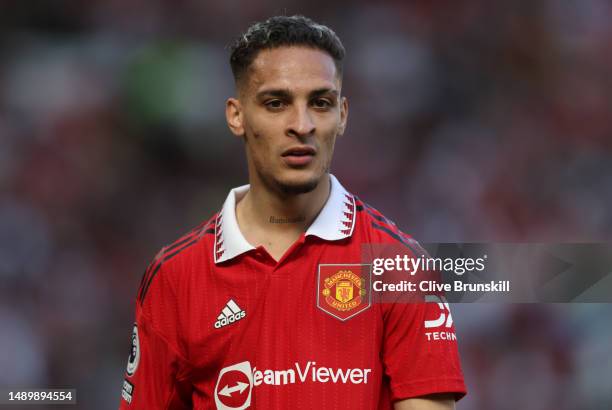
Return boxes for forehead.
[244,46,339,95]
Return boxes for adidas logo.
[214,299,246,329]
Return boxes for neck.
[237,174,331,235]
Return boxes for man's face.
[227,46,348,195]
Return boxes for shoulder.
[137,213,218,306]
[354,196,427,257]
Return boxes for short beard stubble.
[256,163,322,196]
[246,129,332,197]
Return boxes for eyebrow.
[255,87,339,100]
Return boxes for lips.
[281,146,316,167]
[281,146,316,157]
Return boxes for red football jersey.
[119,175,466,409]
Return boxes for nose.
[287,104,315,138]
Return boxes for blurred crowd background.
[1,1,611,409]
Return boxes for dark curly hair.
[229,15,345,85]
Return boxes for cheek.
[320,124,338,151]
[245,112,274,143]
[319,113,342,139]
[323,138,337,162]
[245,128,275,168]
[245,115,284,154]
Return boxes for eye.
[264,99,285,110]
[312,98,333,109]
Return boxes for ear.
[226,97,245,137]
[337,96,349,136]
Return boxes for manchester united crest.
[317,264,371,321]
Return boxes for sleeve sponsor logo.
[317,264,372,321]
[424,295,457,341]
[126,323,140,376]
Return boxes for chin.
[270,169,325,196]
[277,179,319,195]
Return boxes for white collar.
[214,174,356,264]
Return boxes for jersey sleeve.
[381,289,467,402]
[119,258,193,409]
[374,236,467,402]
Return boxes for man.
[119,15,466,409]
